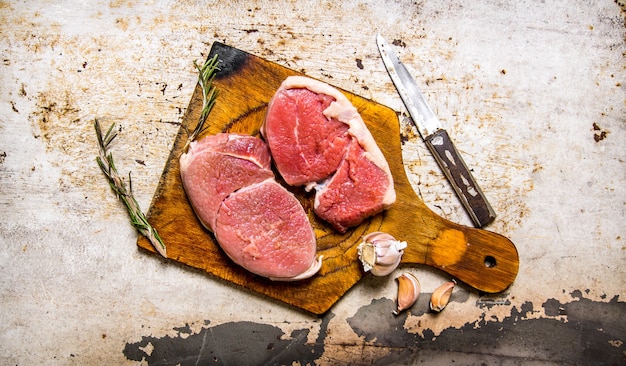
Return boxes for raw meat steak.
[259,86,351,186]
[314,139,395,232]
[215,179,320,280]
[262,76,396,232]
[179,134,274,232]
[180,133,321,280]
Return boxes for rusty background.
[1,1,624,364]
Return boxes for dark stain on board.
[123,313,333,365]
[208,42,250,79]
[347,290,624,365]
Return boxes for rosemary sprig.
[183,54,220,153]
[94,119,167,258]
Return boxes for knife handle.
[425,129,496,228]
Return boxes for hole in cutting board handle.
[484,255,497,268]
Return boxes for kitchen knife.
[376,34,496,227]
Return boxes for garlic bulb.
[357,232,407,276]
[429,280,456,312]
[394,272,420,314]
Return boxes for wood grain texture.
[138,42,519,314]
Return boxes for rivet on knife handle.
[425,129,496,227]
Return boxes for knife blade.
[376,34,496,228]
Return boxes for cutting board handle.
[385,171,519,293]
[415,221,519,293]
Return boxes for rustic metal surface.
[1,1,624,364]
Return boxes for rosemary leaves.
[183,54,220,153]
[94,119,167,257]
[94,53,220,259]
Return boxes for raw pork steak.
[262,76,396,232]
[179,133,274,232]
[180,133,321,281]
[215,179,318,280]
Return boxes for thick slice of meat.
[314,139,394,232]
[215,179,320,280]
[262,76,396,232]
[261,87,351,186]
[180,133,321,281]
[180,134,274,232]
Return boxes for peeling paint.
[123,314,333,365]
[122,291,624,364]
[347,292,624,365]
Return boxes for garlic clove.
[394,272,420,314]
[429,280,456,312]
[357,241,377,272]
[357,232,407,276]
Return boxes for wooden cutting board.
[138,42,519,315]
